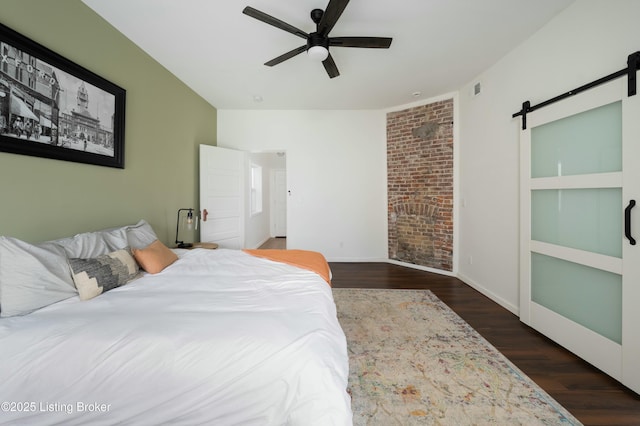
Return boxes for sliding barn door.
[519,78,640,393]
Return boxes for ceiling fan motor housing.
[307,32,329,50]
[310,8,324,25]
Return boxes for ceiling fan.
[242,0,392,78]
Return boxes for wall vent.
[473,82,482,96]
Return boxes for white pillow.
[0,237,77,317]
[126,219,159,249]
[0,220,157,317]
[52,225,129,258]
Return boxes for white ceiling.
[82,0,574,110]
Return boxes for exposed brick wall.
[387,99,454,271]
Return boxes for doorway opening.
[258,237,286,249]
[246,151,287,249]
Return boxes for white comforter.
[0,249,352,425]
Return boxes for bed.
[0,221,352,425]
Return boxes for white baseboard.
[251,236,272,249]
[456,272,519,316]
[326,257,389,263]
[383,261,518,315]
[329,257,519,316]
[386,259,456,277]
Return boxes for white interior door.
[519,78,640,393]
[272,169,287,237]
[199,145,245,249]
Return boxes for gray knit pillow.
[69,248,140,301]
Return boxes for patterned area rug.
[333,288,582,425]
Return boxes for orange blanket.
[243,249,331,286]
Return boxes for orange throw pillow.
[132,240,178,274]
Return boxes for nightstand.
[190,242,218,250]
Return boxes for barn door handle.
[202,209,208,222]
[625,200,636,245]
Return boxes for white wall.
[218,110,388,261]
[457,0,640,314]
[219,1,640,313]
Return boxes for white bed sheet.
[0,249,352,425]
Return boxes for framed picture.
[0,22,126,168]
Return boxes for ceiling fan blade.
[329,37,392,48]
[322,54,340,78]
[243,6,308,39]
[265,45,307,66]
[317,0,350,36]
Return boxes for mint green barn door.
[519,78,640,394]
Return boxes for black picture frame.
[0,22,126,168]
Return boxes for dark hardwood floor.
[329,262,640,426]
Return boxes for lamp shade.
[307,45,329,62]
[175,208,197,248]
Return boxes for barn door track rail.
[513,51,640,130]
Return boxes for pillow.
[53,231,113,259]
[52,223,131,258]
[69,248,140,301]
[132,240,178,274]
[53,220,157,259]
[100,226,130,252]
[0,237,77,317]
[126,220,159,250]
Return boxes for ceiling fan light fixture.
[243,2,392,78]
[307,45,329,62]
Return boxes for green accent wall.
[0,0,217,244]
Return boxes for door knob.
[202,209,208,222]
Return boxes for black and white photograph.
[0,22,125,168]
